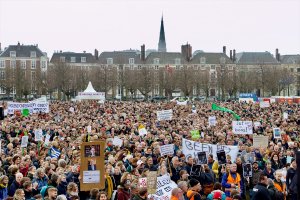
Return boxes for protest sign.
[176,100,187,105]
[208,116,216,126]
[139,178,147,188]
[69,107,75,113]
[160,144,174,156]
[273,128,281,139]
[232,121,253,134]
[138,124,147,136]
[34,129,43,142]
[44,134,51,146]
[253,122,261,128]
[87,125,92,133]
[22,109,30,117]
[259,101,270,108]
[148,174,177,200]
[253,135,268,148]
[8,102,49,114]
[182,138,239,162]
[283,112,288,120]
[157,109,173,121]
[217,150,226,165]
[243,163,252,177]
[31,102,49,113]
[197,152,207,165]
[83,171,100,183]
[21,136,29,148]
[7,102,33,114]
[190,130,200,140]
[113,136,123,147]
[147,171,158,194]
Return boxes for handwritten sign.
[21,136,29,148]
[209,116,216,126]
[260,101,270,108]
[232,121,253,134]
[160,144,174,156]
[149,174,177,200]
[253,135,268,148]
[34,129,43,142]
[157,110,173,121]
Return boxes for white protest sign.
[253,122,261,128]
[273,128,281,139]
[69,107,75,113]
[138,124,147,136]
[148,174,177,200]
[182,138,239,162]
[21,136,29,148]
[139,178,147,188]
[232,121,253,134]
[7,102,33,114]
[4,109,8,116]
[34,129,43,142]
[160,144,174,156]
[44,134,51,146]
[253,135,268,148]
[283,112,288,120]
[176,100,187,105]
[157,109,173,121]
[260,101,270,108]
[87,126,92,133]
[113,136,123,147]
[208,116,216,126]
[31,102,49,113]
[83,170,100,183]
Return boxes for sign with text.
[273,128,281,139]
[21,136,29,148]
[31,102,49,113]
[157,109,173,121]
[208,116,216,126]
[147,171,158,194]
[7,103,33,114]
[160,144,174,156]
[182,138,239,162]
[253,135,268,148]
[112,136,123,147]
[139,177,147,188]
[259,101,270,108]
[148,174,177,200]
[34,129,43,142]
[232,121,253,134]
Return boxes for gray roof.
[145,52,188,65]
[190,52,233,64]
[98,51,142,64]
[235,52,279,64]
[0,44,46,58]
[280,55,300,64]
[50,52,97,63]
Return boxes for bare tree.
[0,66,14,98]
[136,66,154,100]
[123,67,138,99]
[175,65,195,97]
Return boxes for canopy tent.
[76,82,105,100]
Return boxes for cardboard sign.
[157,109,173,121]
[217,150,226,165]
[34,129,43,142]
[273,128,281,139]
[160,144,174,156]
[147,171,158,194]
[21,136,29,148]
[253,135,268,148]
[232,121,253,134]
[260,101,270,108]
[243,163,253,177]
[149,174,177,200]
[113,136,123,147]
[209,116,216,126]
[182,138,239,162]
[197,152,207,165]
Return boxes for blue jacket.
[8,180,22,197]
[0,186,8,200]
[32,176,48,192]
[57,181,68,195]
[221,172,244,197]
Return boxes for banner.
[157,109,173,121]
[31,102,49,113]
[253,135,268,148]
[232,121,253,134]
[8,102,49,114]
[182,138,239,162]
[208,116,216,126]
[212,104,240,120]
[259,101,270,108]
[148,174,177,200]
[160,144,174,156]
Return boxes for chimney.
[83,51,86,53]
[60,50,62,53]
[17,42,21,50]
[233,49,236,62]
[181,43,192,61]
[223,46,226,55]
[141,44,145,61]
[94,49,99,60]
[275,48,280,61]
[230,50,232,60]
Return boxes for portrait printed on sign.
[84,145,100,157]
[88,158,97,171]
[197,152,207,165]
[243,163,252,177]
[217,150,226,165]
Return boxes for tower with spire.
[158,15,167,52]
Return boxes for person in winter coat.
[32,168,48,193]
[286,158,297,197]
[0,175,9,200]
[251,174,271,200]
[117,173,131,200]
[267,179,284,200]
[8,172,23,197]
[206,182,227,200]
[132,188,148,200]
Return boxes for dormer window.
[129,58,134,64]
[175,58,181,65]
[60,56,65,62]
[81,57,86,63]
[107,58,113,65]
[30,51,36,58]
[10,51,16,57]
[71,57,76,63]
[200,57,206,64]
[154,58,159,65]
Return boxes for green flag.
[22,109,30,117]
[191,130,200,140]
[212,103,241,120]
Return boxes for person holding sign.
[221,163,244,197]
[186,179,202,200]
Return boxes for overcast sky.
[1,0,300,57]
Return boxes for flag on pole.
[212,104,241,120]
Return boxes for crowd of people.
[0,100,299,200]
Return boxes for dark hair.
[259,174,267,182]
[139,188,148,196]
[96,191,107,200]
[90,188,99,198]
[213,182,222,190]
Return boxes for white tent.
[76,82,105,100]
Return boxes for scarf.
[0,183,7,188]
[106,175,113,199]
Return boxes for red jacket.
[117,187,130,200]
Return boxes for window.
[0,87,5,94]
[129,58,134,64]
[21,60,26,69]
[107,58,113,65]
[0,71,5,80]
[31,71,36,81]
[10,60,16,68]
[201,65,206,70]
[193,86,197,95]
[154,58,159,65]
[130,65,134,70]
[175,58,181,65]
[138,65,141,70]
[290,68,294,72]
[176,65,180,70]
[71,57,76,63]
[155,65,159,70]
[194,65,198,70]
[60,56,65,62]
[10,51,16,57]
[210,65,215,70]
[210,72,216,82]
[31,60,36,69]
[30,51,36,58]
[154,84,159,95]
[41,61,46,69]
[228,65,233,70]
[0,60,5,68]
[297,68,300,73]
[81,57,86,63]
[200,57,206,64]
[228,72,233,78]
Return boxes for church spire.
[158,15,167,52]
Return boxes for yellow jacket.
[212,160,219,178]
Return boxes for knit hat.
[213,191,222,199]
[189,178,200,188]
